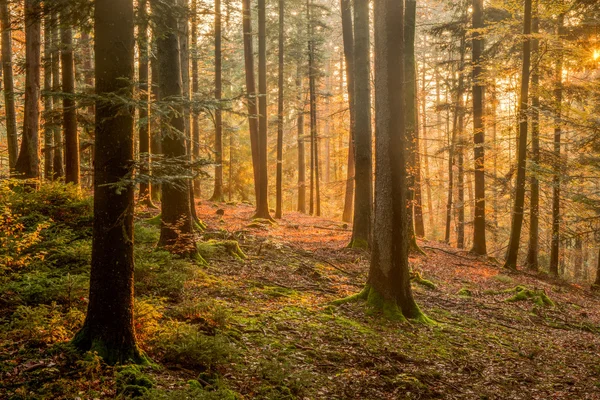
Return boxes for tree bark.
[72,0,143,365]
[43,14,53,180]
[191,0,201,196]
[471,0,487,255]
[296,66,307,213]
[211,0,224,201]
[307,0,320,217]
[50,11,63,180]
[275,0,284,218]
[0,0,17,171]
[15,0,41,180]
[504,0,532,270]
[340,0,355,223]
[349,0,372,247]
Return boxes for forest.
[1,0,600,398]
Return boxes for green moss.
[197,240,246,261]
[504,286,555,307]
[492,274,514,284]
[330,285,370,306]
[262,286,298,298]
[410,271,437,290]
[409,238,427,256]
[347,238,369,250]
[115,364,154,398]
[457,288,473,297]
[365,288,407,322]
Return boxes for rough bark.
[504,0,532,270]
[307,0,320,217]
[50,11,63,180]
[191,0,201,196]
[211,0,224,201]
[43,14,53,180]
[349,0,372,247]
[15,0,41,180]
[471,0,487,255]
[296,67,307,213]
[275,0,284,218]
[0,0,17,171]
[72,0,143,365]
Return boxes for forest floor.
[2,193,600,399]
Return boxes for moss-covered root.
[71,329,149,366]
[197,240,247,261]
[409,237,426,256]
[410,271,437,290]
[347,238,369,250]
[504,285,555,307]
[331,285,435,325]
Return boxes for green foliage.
[410,271,437,290]
[1,271,88,306]
[197,240,246,261]
[116,364,155,398]
[254,359,312,399]
[6,304,84,346]
[142,380,240,400]
[457,288,473,297]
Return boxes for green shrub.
[6,304,84,346]
[134,249,196,301]
[1,272,88,306]
[116,365,154,399]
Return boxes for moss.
[71,328,149,366]
[410,271,437,290]
[115,364,154,398]
[457,288,473,297]
[347,238,369,250]
[504,286,555,307]
[145,214,162,227]
[492,274,514,284]
[365,288,407,322]
[409,238,426,256]
[197,240,246,261]
[262,286,297,298]
[330,285,370,306]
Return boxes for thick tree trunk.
[152,0,197,256]
[137,0,154,206]
[43,15,53,180]
[275,0,284,218]
[211,0,224,201]
[340,0,355,223]
[471,0,487,255]
[60,7,79,186]
[349,0,372,247]
[15,0,41,180]
[526,0,539,270]
[50,12,63,180]
[504,0,532,270]
[72,0,143,365]
[549,14,565,276]
[296,67,306,213]
[0,0,17,171]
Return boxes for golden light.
[594,49,600,61]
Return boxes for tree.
[191,0,201,196]
[471,0,487,255]
[307,0,320,217]
[275,0,284,218]
[72,0,143,364]
[51,10,64,180]
[296,65,307,213]
[14,0,41,180]
[43,13,53,180]
[137,0,154,206]
[349,0,372,248]
[341,0,429,322]
[152,0,198,256]
[0,0,18,171]
[340,0,355,224]
[211,0,224,201]
[504,0,532,270]
[61,2,79,185]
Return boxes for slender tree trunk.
[457,88,465,249]
[504,0,532,270]
[308,3,321,217]
[421,63,434,233]
[593,247,600,288]
[152,0,197,256]
[150,44,161,201]
[73,0,143,365]
[275,0,284,218]
[15,0,41,180]
[138,0,154,206]
[50,11,63,180]
[43,15,53,180]
[60,6,79,185]
[242,0,260,210]
[549,14,565,276]
[340,0,355,223]
[0,0,17,171]
[471,0,487,255]
[526,0,539,270]
[296,67,307,213]
[349,0,372,247]
[191,0,201,196]
[211,0,224,201]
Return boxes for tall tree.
[307,0,320,217]
[43,14,53,180]
[340,0,355,224]
[137,0,154,206]
[471,0,487,255]
[153,0,197,256]
[275,0,284,218]
[349,0,372,247]
[526,0,539,270]
[14,0,41,180]
[504,0,532,270]
[296,66,307,213]
[549,13,565,276]
[211,0,224,201]
[191,0,201,196]
[0,0,18,171]
[73,0,143,364]
[61,3,79,185]
[51,11,63,180]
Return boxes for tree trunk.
[15,0,41,180]
[296,66,307,213]
[549,14,565,276]
[421,64,434,233]
[0,0,17,171]
[349,0,372,247]
[137,0,154,206]
[307,0,320,217]
[340,0,355,223]
[191,0,201,196]
[504,0,532,270]
[457,47,466,249]
[72,0,143,365]
[60,6,79,185]
[150,43,161,201]
[275,0,284,218]
[152,0,197,256]
[50,11,63,180]
[211,0,224,201]
[526,0,539,270]
[43,15,53,180]
[471,0,487,255]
